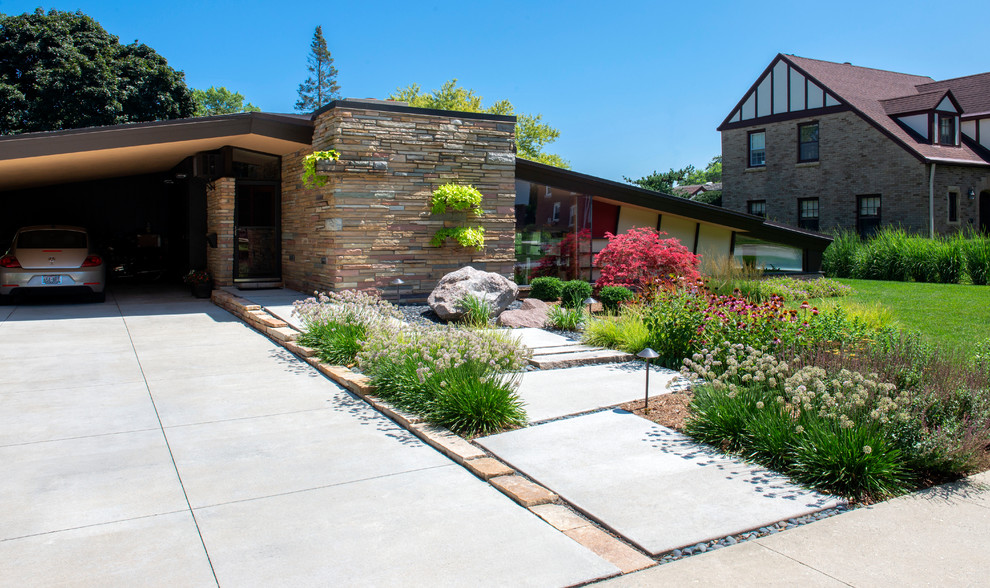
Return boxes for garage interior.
[0,113,313,289]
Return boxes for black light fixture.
[391,278,404,302]
[968,187,977,200]
[637,347,660,413]
[583,296,597,316]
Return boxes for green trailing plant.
[597,285,635,313]
[529,276,563,301]
[301,150,340,187]
[430,226,485,248]
[458,294,492,328]
[560,280,593,309]
[547,304,585,331]
[430,183,484,215]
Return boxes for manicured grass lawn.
[820,279,990,352]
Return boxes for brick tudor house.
[0,99,830,300]
[720,54,990,237]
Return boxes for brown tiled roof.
[880,90,948,115]
[916,72,990,115]
[783,55,989,165]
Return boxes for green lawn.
[818,279,990,352]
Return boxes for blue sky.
[2,0,988,182]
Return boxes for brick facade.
[723,110,990,235]
[205,177,235,286]
[279,103,516,301]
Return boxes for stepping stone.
[529,349,634,369]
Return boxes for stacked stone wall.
[206,177,235,286]
[281,104,516,301]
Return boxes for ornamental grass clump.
[357,323,530,436]
[458,293,493,329]
[292,290,402,365]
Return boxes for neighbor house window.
[939,115,957,145]
[748,131,766,167]
[857,194,881,238]
[747,200,766,217]
[948,191,959,223]
[798,122,819,162]
[798,198,820,230]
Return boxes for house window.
[748,131,766,167]
[798,198,820,230]
[948,191,959,223]
[798,123,819,162]
[551,201,560,223]
[857,195,881,238]
[939,115,957,145]
[747,200,766,217]
[568,204,577,227]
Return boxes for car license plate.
[42,275,61,285]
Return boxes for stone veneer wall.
[722,110,989,235]
[281,103,516,301]
[206,177,235,286]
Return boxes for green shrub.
[561,280,593,308]
[822,231,860,278]
[641,290,705,368]
[529,276,563,301]
[458,294,492,328]
[547,304,584,331]
[429,366,526,437]
[683,383,764,453]
[597,285,635,313]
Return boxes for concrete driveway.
[0,287,617,586]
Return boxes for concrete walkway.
[0,286,618,586]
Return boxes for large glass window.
[748,131,766,167]
[798,198,819,230]
[939,115,957,146]
[798,122,819,162]
[733,235,803,272]
[747,200,766,217]
[514,180,593,285]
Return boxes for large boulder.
[428,266,519,322]
[497,298,550,328]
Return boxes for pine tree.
[295,26,341,112]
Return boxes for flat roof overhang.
[0,113,314,191]
[515,158,833,250]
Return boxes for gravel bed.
[656,505,851,564]
[395,304,444,328]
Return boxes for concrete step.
[529,348,634,369]
[528,344,600,356]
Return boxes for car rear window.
[17,230,88,249]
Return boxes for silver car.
[0,225,106,303]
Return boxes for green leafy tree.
[0,9,194,135]
[191,86,261,116]
[625,155,722,199]
[388,79,569,169]
[681,155,722,185]
[295,25,341,112]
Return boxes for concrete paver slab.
[512,327,582,349]
[601,539,846,587]
[477,410,840,556]
[148,368,340,427]
[517,362,680,422]
[136,339,301,381]
[0,430,188,540]
[0,381,159,445]
[196,466,620,587]
[1,351,147,393]
[753,479,990,587]
[0,511,216,588]
[165,405,453,507]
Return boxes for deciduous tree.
[192,86,261,116]
[0,9,194,135]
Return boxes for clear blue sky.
[2,0,988,182]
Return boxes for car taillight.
[0,254,21,268]
[82,255,103,267]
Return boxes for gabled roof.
[721,54,990,167]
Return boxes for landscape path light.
[391,278,404,302]
[583,296,597,316]
[637,347,660,413]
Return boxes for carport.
[0,113,313,286]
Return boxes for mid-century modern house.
[0,99,831,300]
[719,54,990,237]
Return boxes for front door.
[234,183,280,282]
[981,191,990,234]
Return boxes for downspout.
[929,162,936,238]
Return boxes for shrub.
[560,280,593,309]
[641,290,706,367]
[597,285,634,312]
[458,294,492,328]
[594,227,701,291]
[547,304,584,331]
[293,290,401,365]
[429,366,526,437]
[529,276,563,301]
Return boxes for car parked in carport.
[0,225,106,303]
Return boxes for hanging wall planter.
[429,183,486,249]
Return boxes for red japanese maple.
[594,227,700,290]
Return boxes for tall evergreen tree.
[295,26,341,112]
